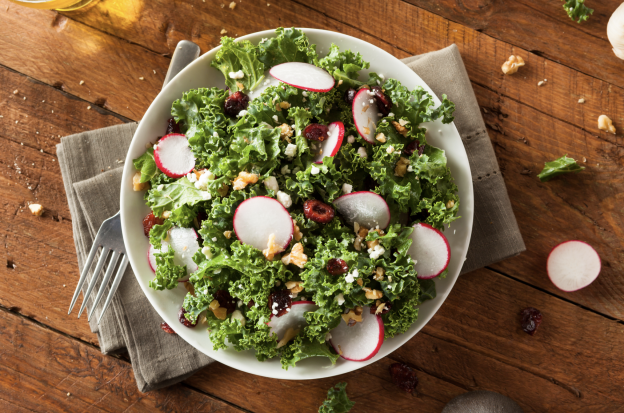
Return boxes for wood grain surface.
[1,0,623,411]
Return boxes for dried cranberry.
[389,362,418,393]
[143,212,165,237]
[160,322,177,334]
[214,290,236,314]
[403,140,425,157]
[247,300,255,309]
[327,258,349,275]
[224,91,250,117]
[303,123,330,142]
[370,301,392,314]
[178,307,197,328]
[520,307,543,336]
[165,117,181,134]
[268,290,292,318]
[303,199,335,224]
[371,86,392,116]
[344,88,357,105]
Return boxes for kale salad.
[132,28,460,369]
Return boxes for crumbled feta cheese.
[325,332,332,341]
[276,191,292,208]
[228,70,245,79]
[347,135,355,144]
[272,309,278,315]
[212,237,218,242]
[310,166,320,175]
[201,246,213,258]
[272,115,279,123]
[345,268,358,283]
[398,119,410,127]
[281,165,291,175]
[237,110,248,117]
[357,147,368,158]
[388,112,395,117]
[194,170,215,190]
[264,176,279,192]
[237,300,243,307]
[407,165,413,172]
[200,191,211,200]
[157,184,164,190]
[302,91,308,97]
[186,172,198,183]
[386,146,395,154]
[213,131,219,137]
[342,183,353,194]
[369,99,374,104]
[368,245,385,260]
[285,143,297,157]
[335,293,345,305]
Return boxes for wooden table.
[1,0,623,411]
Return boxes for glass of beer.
[7,0,99,11]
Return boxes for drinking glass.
[7,0,99,11]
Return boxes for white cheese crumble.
[213,131,219,137]
[386,146,395,154]
[357,147,368,158]
[200,191,211,200]
[272,115,279,123]
[407,165,413,172]
[325,332,332,341]
[201,246,212,259]
[342,183,353,194]
[276,191,292,208]
[334,293,345,305]
[388,112,395,117]
[302,91,308,97]
[194,170,215,190]
[228,70,245,79]
[264,176,279,192]
[236,109,248,117]
[281,165,291,175]
[157,184,164,190]
[345,268,359,283]
[347,135,355,144]
[398,119,410,127]
[186,172,197,183]
[368,245,385,260]
[237,300,243,307]
[285,143,297,157]
[369,99,374,104]
[310,166,320,175]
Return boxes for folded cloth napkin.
[56,43,524,392]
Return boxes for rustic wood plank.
[0,307,244,412]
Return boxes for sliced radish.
[267,301,318,340]
[408,223,450,279]
[314,121,344,164]
[329,306,384,361]
[547,240,601,292]
[147,244,158,272]
[154,133,196,178]
[149,227,200,276]
[233,196,294,251]
[269,62,335,92]
[352,89,380,144]
[333,191,391,229]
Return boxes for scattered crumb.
[221,3,224,7]
[139,77,144,80]
[578,98,585,104]
[23,96,26,100]
[537,80,545,87]
[153,69,156,74]
[229,1,236,9]
[583,157,587,163]
[28,204,44,216]
[79,80,84,85]
[67,393,71,397]
[12,89,18,94]
[87,106,91,110]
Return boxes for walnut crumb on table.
[501,55,525,75]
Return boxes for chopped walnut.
[285,281,304,294]
[293,221,303,241]
[342,308,363,325]
[232,171,259,190]
[162,211,172,219]
[358,227,370,238]
[28,204,44,216]
[366,229,384,249]
[354,227,369,251]
[277,327,300,348]
[279,101,291,109]
[184,281,195,296]
[375,133,387,143]
[598,115,616,134]
[446,199,455,209]
[217,183,229,197]
[209,300,227,320]
[279,123,293,141]
[236,81,244,91]
[223,230,233,239]
[281,242,308,268]
[275,103,282,112]
[501,55,525,75]
[373,267,385,281]
[356,278,363,286]
[392,121,408,136]
[374,300,387,315]
[394,157,410,177]
[363,287,383,300]
[229,1,236,9]
[132,171,149,191]
[263,233,284,261]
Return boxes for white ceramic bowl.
[120,28,474,380]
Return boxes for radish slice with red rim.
[233,196,294,251]
[267,301,318,340]
[329,306,384,361]
[148,227,200,276]
[314,121,345,164]
[547,240,601,292]
[333,191,391,229]
[269,62,335,92]
[352,88,380,144]
[408,223,450,279]
[147,244,158,272]
[154,133,196,178]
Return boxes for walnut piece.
[209,300,227,320]
[184,281,195,296]
[446,199,455,209]
[374,300,387,315]
[598,115,616,134]
[132,171,149,191]
[281,242,308,268]
[354,226,369,251]
[232,171,259,190]
[279,123,293,141]
[363,287,383,300]
[373,267,385,281]
[366,229,384,249]
[285,280,304,294]
[279,101,291,109]
[392,121,408,136]
[223,230,233,239]
[501,55,525,75]
[375,133,387,143]
[263,233,284,261]
[293,220,303,241]
[394,157,410,177]
[28,203,44,216]
[341,308,363,325]
[362,126,371,135]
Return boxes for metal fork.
[68,40,201,324]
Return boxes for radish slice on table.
[407,223,450,279]
[269,62,335,92]
[154,133,196,178]
[330,306,384,361]
[233,196,294,251]
[352,88,380,144]
[314,121,345,164]
[267,301,318,340]
[333,191,391,229]
[547,240,601,292]
[148,227,200,276]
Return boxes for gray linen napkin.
[57,43,524,392]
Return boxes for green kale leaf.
[319,44,370,90]
[171,87,229,138]
[133,148,159,183]
[149,245,186,290]
[257,27,319,67]
[147,177,210,217]
[537,155,585,182]
[318,382,355,413]
[211,37,265,92]
[562,0,593,23]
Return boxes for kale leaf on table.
[537,155,585,182]
[562,0,593,23]
[318,382,355,413]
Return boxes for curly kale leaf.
[146,177,210,217]
[318,382,355,413]
[319,43,370,90]
[537,155,585,182]
[133,148,159,183]
[171,87,229,138]
[562,0,593,23]
[211,37,265,92]
[149,246,186,291]
[280,336,339,370]
[257,27,319,67]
